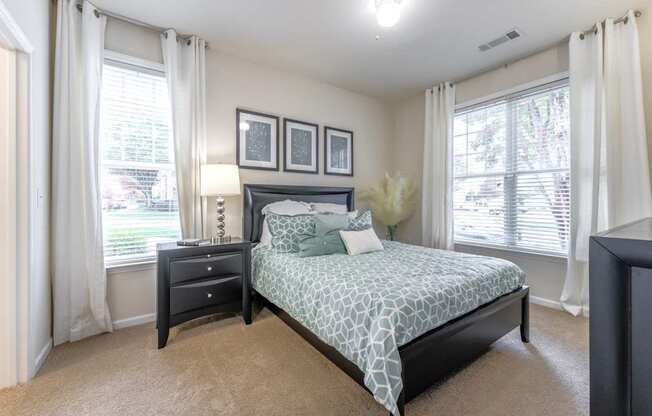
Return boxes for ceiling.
[93,0,652,100]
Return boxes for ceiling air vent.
[478,28,523,52]
[505,29,521,40]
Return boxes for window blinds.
[100,62,180,264]
[452,80,570,255]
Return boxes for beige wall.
[203,50,392,238]
[393,44,570,243]
[392,43,572,304]
[104,20,393,323]
[105,9,652,322]
[391,9,652,305]
[392,93,424,245]
[392,43,570,243]
[105,18,162,65]
[108,266,156,325]
[455,44,570,104]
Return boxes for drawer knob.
[207,293,213,298]
[207,266,213,271]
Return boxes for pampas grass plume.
[360,173,416,227]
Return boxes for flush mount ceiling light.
[375,0,402,27]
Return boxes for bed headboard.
[243,184,355,243]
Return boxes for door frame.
[0,0,34,388]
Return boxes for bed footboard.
[258,286,529,416]
[398,286,529,406]
[521,291,530,342]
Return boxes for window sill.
[106,258,156,274]
[454,241,568,264]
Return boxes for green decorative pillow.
[348,209,373,231]
[314,213,349,233]
[266,213,315,253]
[298,215,348,257]
[298,229,347,257]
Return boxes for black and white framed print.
[324,126,353,176]
[283,118,319,174]
[236,109,279,171]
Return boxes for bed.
[243,184,530,415]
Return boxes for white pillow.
[262,199,311,215]
[339,228,384,255]
[259,200,312,246]
[346,210,359,219]
[310,202,348,214]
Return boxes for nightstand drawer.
[170,275,242,315]
[170,253,242,284]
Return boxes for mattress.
[252,241,525,415]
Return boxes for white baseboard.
[28,316,155,378]
[530,295,563,311]
[112,313,155,330]
[530,295,590,317]
[31,338,52,378]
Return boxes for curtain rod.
[580,10,642,39]
[74,2,209,48]
[454,9,644,85]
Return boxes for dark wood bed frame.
[243,184,530,415]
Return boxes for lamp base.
[211,235,232,244]
[214,195,228,244]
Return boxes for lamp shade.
[200,164,241,196]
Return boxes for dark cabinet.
[156,239,252,348]
[590,218,652,416]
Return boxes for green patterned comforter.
[252,241,525,415]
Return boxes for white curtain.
[52,0,112,344]
[422,83,456,250]
[562,10,652,316]
[161,30,207,239]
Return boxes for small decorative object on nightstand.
[201,164,241,244]
[156,238,252,349]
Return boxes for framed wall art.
[236,109,279,171]
[283,118,319,174]
[324,126,353,176]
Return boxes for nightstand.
[156,238,252,348]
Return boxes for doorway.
[0,44,18,389]
[0,1,34,388]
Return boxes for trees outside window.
[99,60,180,263]
[453,82,570,255]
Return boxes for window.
[452,79,570,256]
[99,55,180,264]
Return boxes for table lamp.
[200,164,241,243]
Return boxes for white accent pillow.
[310,202,348,214]
[318,210,359,219]
[262,199,311,215]
[339,228,384,255]
[259,200,312,246]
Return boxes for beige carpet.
[0,304,588,416]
